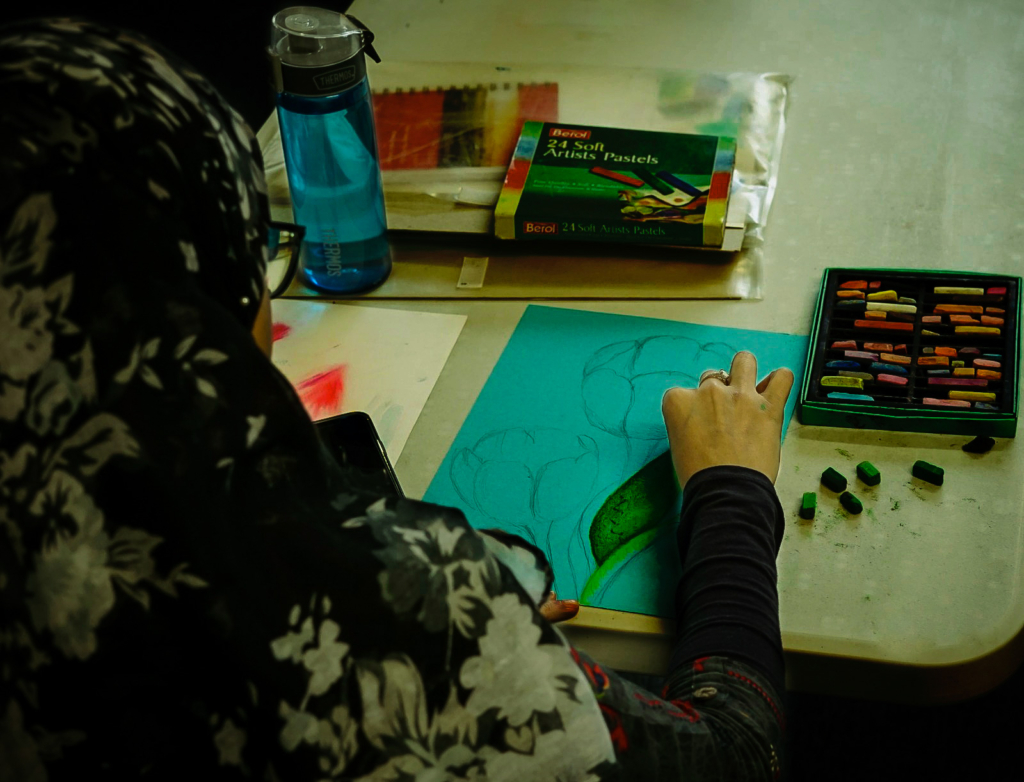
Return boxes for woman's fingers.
[539,593,580,623]
[662,386,695,421]
[730,351,758,390]
[756,370,776,395]
[762,367,796,414]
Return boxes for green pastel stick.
[912,460,944,486]
[800,492,816,520]
[821,467,847,492]
[632,167,674,196]
[840,491,863,514]
[856,461,881,486]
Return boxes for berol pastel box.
[494,122,739,249]
[798,268,1020,437]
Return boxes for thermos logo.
[314,65,356,91]
[321,229,343,276]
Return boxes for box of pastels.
[798,269,1021,437]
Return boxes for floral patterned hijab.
[0,18,613,781]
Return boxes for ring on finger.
[699,369,731,386]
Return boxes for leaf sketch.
[449,428,599,587]
[579,450,679,604]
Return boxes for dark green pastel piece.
[800,492,816,520]
[856,461,881,486]
[839,491,863,514]
[962,436,995,454]
[912,460,944,486]
[821,467,847,492]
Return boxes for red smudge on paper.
[296,365,346,419]
[272,322,292,342]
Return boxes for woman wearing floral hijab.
[0,18,791,782]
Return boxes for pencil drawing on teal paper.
[425,305,807,618]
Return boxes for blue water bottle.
[269,7,391,293]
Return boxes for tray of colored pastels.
[798,268,1021,437]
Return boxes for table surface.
[268,0,1024,703]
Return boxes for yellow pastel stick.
[955,326,1000,335]
[821,376,865,390]
[865,302,917,313]
[948,391,997,402]
[934,286,984,295]
[953,368,975,377]
[866,290,898,301]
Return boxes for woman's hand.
[661,351,794,487]
[539,592,580,623]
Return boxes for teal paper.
[424,305,807,617]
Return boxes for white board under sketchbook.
[269,300,466,460]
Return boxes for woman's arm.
[563,351,792,781]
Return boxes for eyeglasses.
[266,221,305,298]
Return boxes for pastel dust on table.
[272,321,292,342]
[296,365,347,419]
[802,269,1019,436]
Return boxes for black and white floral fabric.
[0,19,617,781]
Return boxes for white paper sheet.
[269,300,466,460]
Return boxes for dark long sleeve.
[668,465,786,697]
[563,465,787,781]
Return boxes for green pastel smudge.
[588,451,678,567]
[836,448,854,458]
[582,451,679,604]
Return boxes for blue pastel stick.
[982,354,1002,359]
[836,300,866,308]
[826,360,863,369]
[828,392,874,401]
[871,362,907,375]
[654,171,704,196]
[975,402,998,410]
[927,369,950,376]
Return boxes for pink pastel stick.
[924,397,970,408]
[844,350,879,360]
[922,315,942,323]
[928,378,989,387]
[974,358,1001,368]
[987,287,1007,296]
[831,340,858,349]
[877,374,908,385]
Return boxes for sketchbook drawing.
[425,305,807,617]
